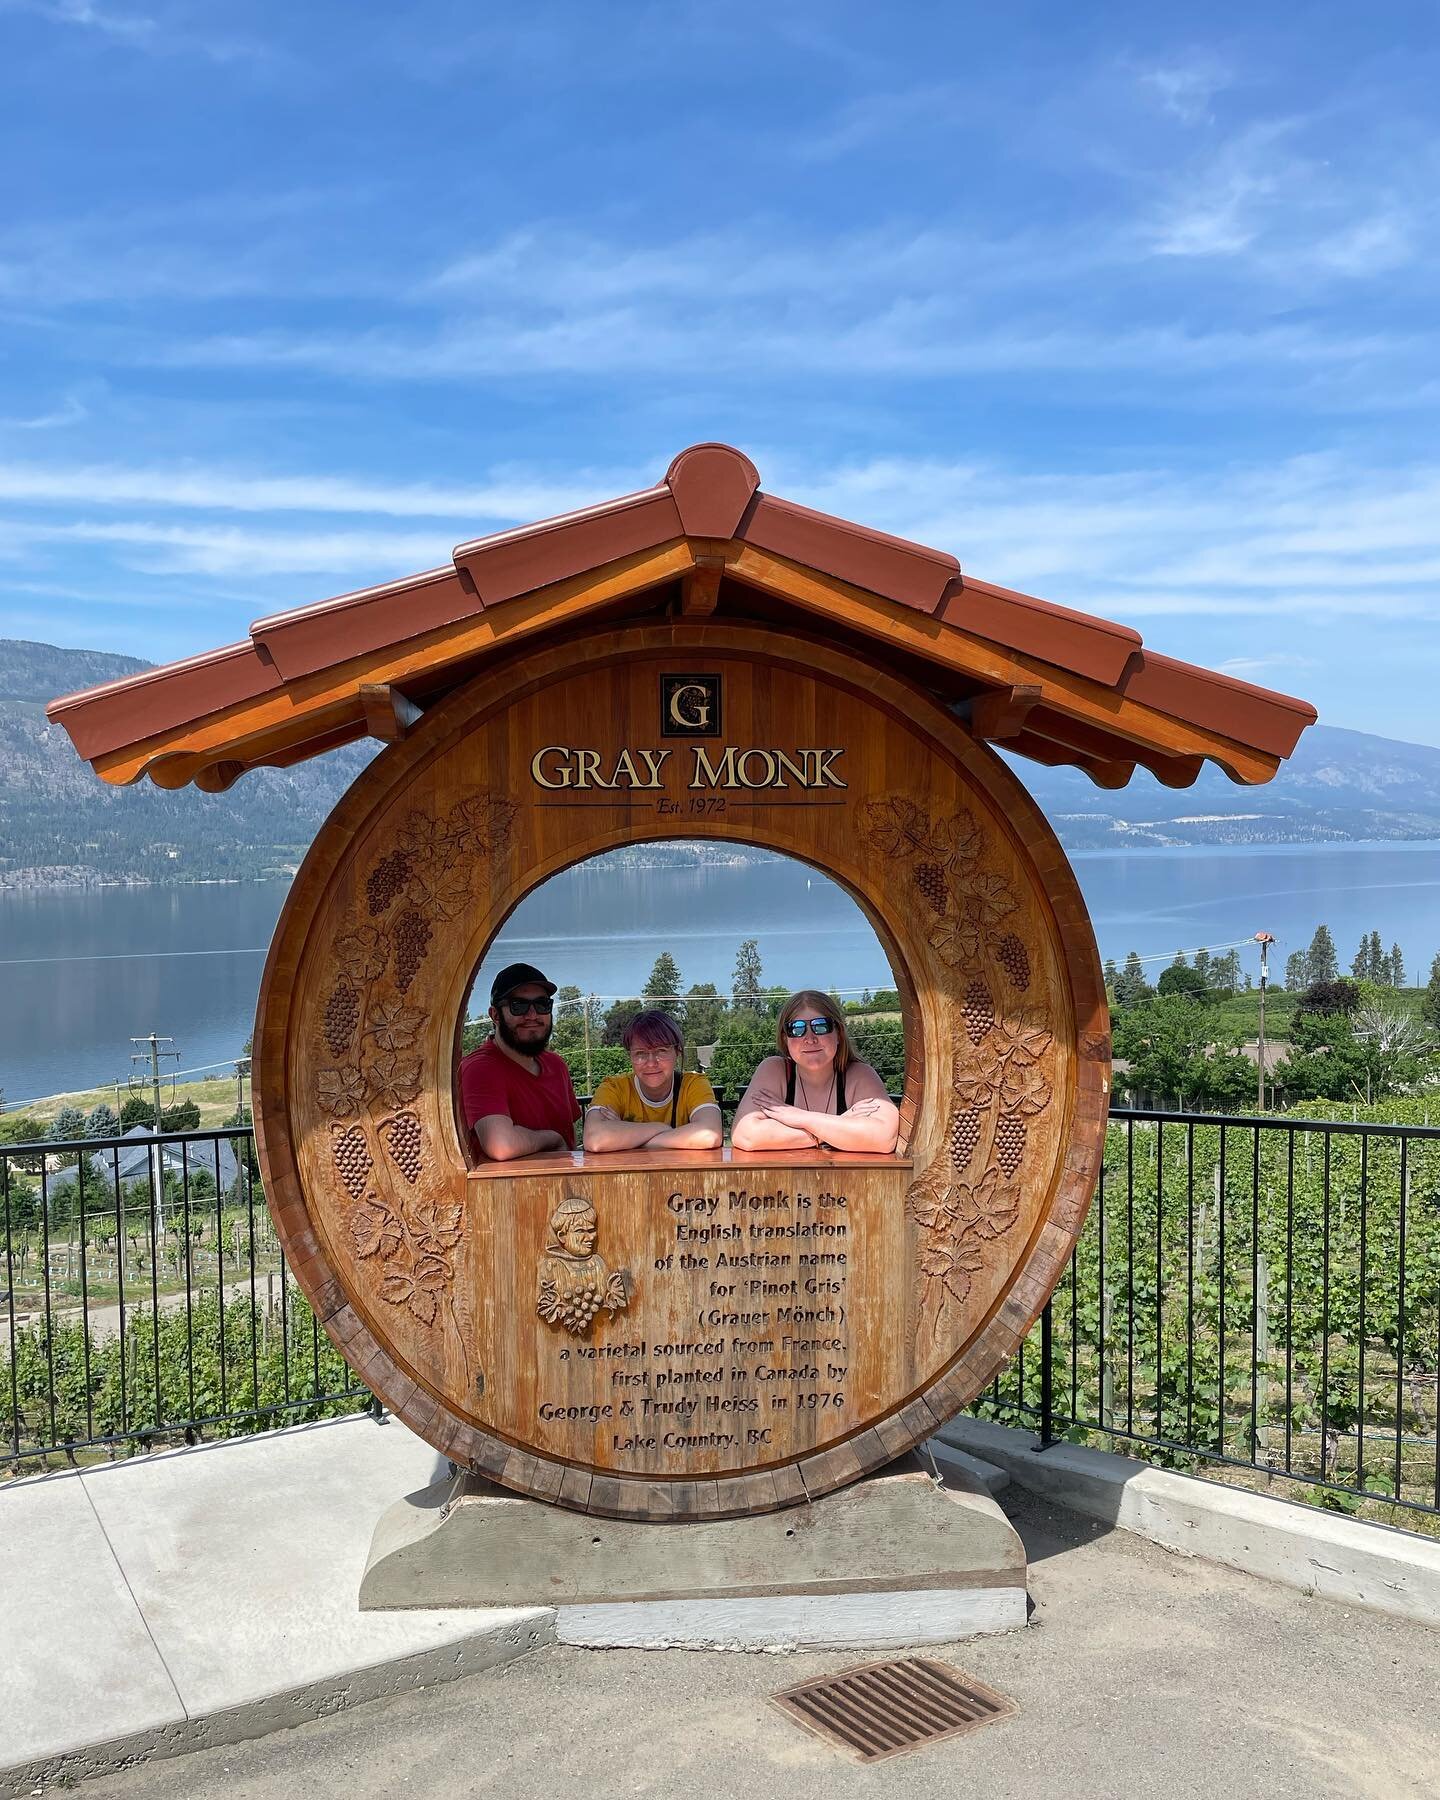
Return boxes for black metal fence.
[997,1108,1440,1527]
[6,1105,1440,1532]
[1,1125,368,1468]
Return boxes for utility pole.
[233,1055,251,1122]
[130,1034,180,1245]
[582,994,595,1093]
[1253,933,1275,1112]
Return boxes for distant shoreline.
[7,837,1440,895]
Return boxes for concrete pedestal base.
[360,1455,1027,1650]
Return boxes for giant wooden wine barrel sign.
[252,623,1108,1517]
[48,443,1315,1519]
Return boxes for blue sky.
[3,2,1439,743]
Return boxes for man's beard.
[496,1012,553,1056]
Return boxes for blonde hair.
[775,989,852,1074]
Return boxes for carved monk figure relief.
[536,1193,632,1335]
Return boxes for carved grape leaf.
[367,1051,423,1110]
[952,1047,1003,1108]
[959,873,1017,928]
[397,810,455,870]
[378,1254,450,1326]
[928,915,982,967]
[933,809,981,869]
[863,796,934,859]
[367,997,423,1051]
[952,1169,1021,1240]
[405,862,471,922]
[412,1201,464,1254]
[334,923,388,982]
[349,1203,402,1261]
[999,1016,1055,1067]
[999,1061,1053,1116]
[317,1066,366,1118]
[451,792,518,854]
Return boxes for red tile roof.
[47,441,1316,788]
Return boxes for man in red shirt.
[460,963,581,1161]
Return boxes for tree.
[1390,943,1406,988]
[1307,925,1339,985]
[706,1013,773,1097]
[1193,947,1211,985]
[86,1103,120,1138]
[51,1105,87,1142]
[121,1095,156,1129]
[1157,965,1210,1001]
[1112,951,1152,1010]
[1351,997,1434,1101]
[1367,930,1385,985]
[1210,949,1242,994]
[555,984,584,1021]
[1284,950,1309,993]
[160,1099,201,1132]
[601,998,644,1046]
[642,953,684,1017]
[732,938,764,1012]
[1102,957,1119,993]
[1111,996,1247,1111]
[683,983,726,1047]
[1351,936,1369,980]
[1297,978,1359,1018]
[1424,952,1440,1031]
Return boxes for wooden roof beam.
[960,683,1043,741]
[360,682,425,744]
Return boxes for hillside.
[4,639,1440,882]
[0,639,375,886]
[1001,722,1440,849]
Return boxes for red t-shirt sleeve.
[460,1050,508,1132]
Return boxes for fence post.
[1038,1299,1056,1449]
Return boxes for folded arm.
[472,1114,566,1162]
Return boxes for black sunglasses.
[785,1016,834,1038]
[502,995,554,1016]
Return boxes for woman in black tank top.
[731,989,899,1155]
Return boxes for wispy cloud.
[0,396,87,430]
[1136,53,1232,125]
[6,0,156,43]
[0,460,616,519]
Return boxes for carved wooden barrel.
[254,622,1109,1518]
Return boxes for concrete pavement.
[0,1417,551,1795]
[67,1488,1440,1800]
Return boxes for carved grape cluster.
[331,1123,374,1199]
[384,1110,423,1184]
[557,1282,605,1332]
[913,862,948,914]
[323,981,360,1056]
[996,1117,1027,1179]
[995,932,1031,991]
[366,849,412,917]
[947,1107,981,1173]
[392,908,433,995]
[961,979,995,1045]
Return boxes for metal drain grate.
[771,1656,1017,1764]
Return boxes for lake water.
[3,841,1439,1106]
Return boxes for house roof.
[47,442,1316,793]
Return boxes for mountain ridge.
[3,638,1439,882]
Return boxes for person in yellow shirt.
[583,1010,722,1152]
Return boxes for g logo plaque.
[660,672,722,737]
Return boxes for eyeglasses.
[631,1045,677,1062]
[502,995,554,1017]
[785,1017,834,1038]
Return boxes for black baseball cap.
[490,962,558,1008]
